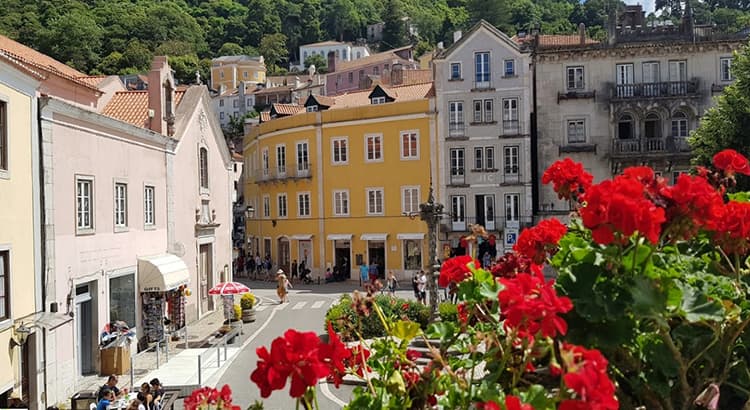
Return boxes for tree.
[304,53,328,73]
[259,33,289,71]
[466,0,511,33]
[42,8,103,72]
[218,42,244,56]
[690,45,750,191]
[301,0,324,45]
[382,0,408,49]
[121,39,152,72]
[245,0,281,46]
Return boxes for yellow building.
[0,59,42,404]
[211,55,267,91]
[244,83,437,281]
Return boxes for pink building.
[325,45,420,95]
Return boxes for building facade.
[533,7,747,217]
[244,83,436,281]
[325,46,418,95]
[296,41,370,72]
[211,55,266,91]
[434,21,535,254]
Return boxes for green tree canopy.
[42,8,103,71]
[304,53,328,73]
[218,42,245,56]
[382,0,409,48]
[259,33,289,71]
[690,43,750,191]
[245,0,282,46]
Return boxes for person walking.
[276,270,292,303]
[254,253,262,279]
[386,270,398,298]
[359,263,369,288]
[417,270,427,304]
[291,259,298,283]
[412,273,420,300]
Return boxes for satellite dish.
[308,64,316,76]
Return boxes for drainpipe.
[37,95,49,410]
[530,48,540,220]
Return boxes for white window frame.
[451,195,466,227]
[144,185,155,228]
[76,175,95,234]
[566,66,585,90]
[504,59,515,76]
[365,134,383,162]
[0,248,10,321]
[720,57,733,82]
[199,147,209,190]
[277,193,288,218]
[504,146,519,175]
[306,105,318,112]
[366,188,384,215]
[450,62,462,80]
[296,140,310,175]
[262,195,271,218]
[400,130,419,160]
[262,147,270,178]
[473,100,483,123]
[401,186,420,214]
[371,96,386,105]
[485,147,495,170]
[332,137,348,165]
[333,190,350,216]
[0,99,6,175]
[567,119,586,144]
[297,192,311,217]
[474,147,484,170]
[475,52,491,87]
[450,148,465,176]
[505,193,520,223]
[276,144,286,176]
[114,181,128,231]
[449,101,464,126]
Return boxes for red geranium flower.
[559,344,618,410]
[713,149,750,176]
[542,158,593,201]
[513,218,567,264]
[457,302,469,325]
[438,255,479,288]
[661,173,725,239]
[491,253,533,278]
[319,321,352,388]
[505,395,534,410]
[714,200,750,255]
[348,344,372,377]
[498,273,573,339]
[476,401,501,410]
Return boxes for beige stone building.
[533,6,747,217]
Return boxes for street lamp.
[245,205,255,257]
[418,185,446,321]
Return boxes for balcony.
[441,215,535,233]
[557,90,596,103]
[611,80,700,101]
[448,122,466,138]
[449,173,467,186]
[501,120,520,136]
[611,136,691,157]
[472,79,494,92]
[447,170,524,186]
[255,163,313,183]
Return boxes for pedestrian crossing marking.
[292,302,307,310]
[311,301,326,309]
[275,303,288,311]
[255,305,268,311]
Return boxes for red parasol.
[208,282,251,295]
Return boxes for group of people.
[234,253,274,280]
[95,375,165,410]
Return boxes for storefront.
[137,254,190,349]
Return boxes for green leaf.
[678,282,725,322]
[521,384,554,409]
[630,276,667,317]
[728,192,750,203]
[427,322,455,341]
[386,369,406,393]
[392,320,421,341]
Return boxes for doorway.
[199,244,214,314]
[298,240,313,269]
[278,238,290,273]
[366,241,385,279]
[75,283,95,375]
[475,195,496,231]
[334,240,351,280]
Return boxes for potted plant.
[241,293,256,323]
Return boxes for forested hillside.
[1,0,748,83]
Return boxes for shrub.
[233,304,242,321]
[241,293,256,309]
[325,294,429,341]
[438,302,457,323]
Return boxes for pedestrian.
[386,270,398,297]
[417,271,427,304]
[412,273,420,300]
[291,259,298,282]
[237,254,245,277]
[359,263,369,288]
[254,253,262,279]
[276,270,291,303]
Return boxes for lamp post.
[419,185,444,321]
[245,205,255,257]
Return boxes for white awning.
[138,254,190,292]
[397,233,425,240]
[326,234,352,241]
[360,233,388,241]
[15,311,72,331]
[291,234,313,240]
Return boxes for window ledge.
[446,136,469,141]
[448,78,464,82]
[144,224,157,231]
[114,226,129,233]
[502,74,518,78]
[469,121,498,126]
[470,169,498,173]
[0,319,11,332]
[0,169,8,180]
[76,228,95,236]
[559,143,597,154]
[471,87,496,92]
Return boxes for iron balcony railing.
[612,80,699,100]
[255,162,312,182]
[612,136,691,156]
[448,122,466,137]
[501,120,520,135]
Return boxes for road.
[214,279,418,409]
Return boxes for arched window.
[618,114,635,139]
[199,147,209,189]
[671,111,688,137]
[644,113,661,139]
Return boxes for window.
[485,147,495,170]
[371,96,386,105]
[109,273,135,328]
[451,196,466,225]
[233,100,238,108]
[303,51,308,58]
[644,113,661,139]
[473,100,493,123]
[366,188,384,215]
[400,131,419,159]
[114,183,128,228]
[450,148,465,176]
[721,57,733,81]
[276,145,286,175]
[473,100,482,123]
[263,195,270,218]
[450,62,461,80]
[373,66,379,75]
[348,72,354,83]
[0,250,8,320]
[504,59,515,76]
[359,70,365,80]
[403,239,422,270]
[220,71,225,79]
[566,66,584,90]
[618,114,635,139]
[504,146,519,175]
[243,71,248,78]
[671,111,688,137]
[484,100,494,123]
[144,186,155,226]
[262,148,269,177]
[332,137,348,164]
[475,52,490,87]
[502,98,519,132]
[277,194,288,218]
[199,147,209,188]
[76,177,94,231]
[505,193,520,223]
[220,112,225,120]
[296,142,310,174]
[474,147,483,170]
[219,99,224,107]
[402,186,420,214]
[298,192,311,217]
[0,101,6,172]
[366,134,383,161]
[333,190,349,216]
[567,119,586,143]
[306,105,318,112]
[449,101,464,131]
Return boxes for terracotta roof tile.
[399,69,433,85]
[76,75,108,87]
[335,46,413,72]
[260,111,271,122]
[0,34,100,91]
[303,40,345,47]
[102,90,185,127]
[512,34,599,49]
[311,95,336,107]
[272,103,304,115]
[331,82,433,109]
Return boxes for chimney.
[453,30,462,43]
[147,56,174,135]
[578,23,586,45]
[607,7,618,46]
[327,51,336,73]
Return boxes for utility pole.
[419,185,444,321]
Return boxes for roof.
[0,34,101,91]
[260,111,271,122]
[399,69,433,85]
[437,20,521,59]
[76,75,108,87]
[102,90,186,127]
[213,55,264,64]
[334,45,413,72]
[272,103,304,115]
[312,95,336,107]
[512,34,599,49]
[301,40,345,48]
[330,82,434,109]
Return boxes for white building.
[296,41,370,72]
